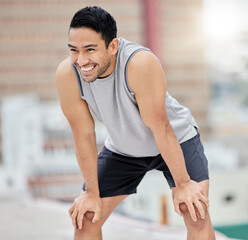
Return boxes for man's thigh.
[198,179,209,196]
[84,146,148,197]
[100,194,128,221]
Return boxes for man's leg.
[74,194,127,240]
[173,180,215,240]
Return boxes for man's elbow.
[145,115,171,135]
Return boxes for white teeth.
[81,66,94,72]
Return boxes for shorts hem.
[194,175,209,183]
[100,189,137,198]
[169,175,209,189]
[82,185,137,198]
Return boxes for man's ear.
[108,38,119,55]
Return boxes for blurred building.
[1,94,107,201]
[0,0,210,162]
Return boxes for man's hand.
[172,180,209,222]
[69,191,102,229]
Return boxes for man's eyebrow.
[68,44,76,48]
[67,44,98,49]
[83,44,98,48]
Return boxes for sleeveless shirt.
[70,38,198,157]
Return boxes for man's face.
[68,27,116,82]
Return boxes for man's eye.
[87,48,95,52]
[70,49,78,52]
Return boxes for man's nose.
[77,52,90,67]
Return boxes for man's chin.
[83,76,97,83]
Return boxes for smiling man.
[56,6,215,240]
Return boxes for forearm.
[70,132,103,227]
[152,122,190,186]
[73,131,99,194]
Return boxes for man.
[56,6,215,240]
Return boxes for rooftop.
[0,197,235,240]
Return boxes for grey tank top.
[70,38,198,157]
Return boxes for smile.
[81,65,96,72]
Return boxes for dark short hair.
[69,6,117,48]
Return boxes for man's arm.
[56,58,102,228]
[127,51,209,222]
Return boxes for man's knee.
[74,212,101,239]
[84,211,95,222]
[179,203,189,214]
[179,202,208,231]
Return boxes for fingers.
[92,208,101,223]
[69,202,78,228]
[71,207,79,228]
[192,190,209,220]
[69,202,75,217]
[172,180,210,222]
[69,201,85,229]
[185,197,209,222]
[70,203,100,229]
[194,200,205,220]
[174,202,182,217]
[187,202,197,222]
[200,194,209,209]
[77,208,87,229]
[69,193,103,229]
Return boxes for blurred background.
[0,0,248,239]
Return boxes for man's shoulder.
[56,57,74,80]
[56,57,79,97]
[127,50,165,94]
[129,50,159,69]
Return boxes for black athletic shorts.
[83,130,209,198]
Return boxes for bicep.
[127,51,169,129]
[56,60,95,136]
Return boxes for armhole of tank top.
[124,48,152,95]
[69,57,85,100]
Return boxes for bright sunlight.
[203,0,247,41]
